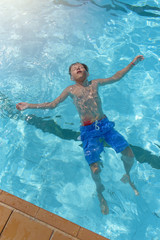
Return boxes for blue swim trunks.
[80,117,129,165]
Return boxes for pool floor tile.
[0,211,53,240]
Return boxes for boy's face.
[70,63,88,82]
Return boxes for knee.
[90,162,101,175]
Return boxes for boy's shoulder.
[66,84,76,90]
[64,84,77,95]
[65,80,98,91]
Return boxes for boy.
[16,55,144,214]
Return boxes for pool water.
[0,0,160,239]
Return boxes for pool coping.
[0,189,110,240]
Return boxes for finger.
[140,56,144,61]
[16,106,20,110]
[16,104,22,110]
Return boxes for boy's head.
[69,62,89,75]
[69,62,89,82]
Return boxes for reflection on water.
[0,92,19,119]
[53,0,160,18]
[1,92,160,170]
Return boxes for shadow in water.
[52,0,88,7]
[53,0,160,18]
[26,114,160,170]
[91,0,160,17]
[25,114,80,141]
[0,91,160,169]
[130,144,160,169]
[114,0,160,18]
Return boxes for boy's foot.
[98,193,109,215]
[121,174,139,196]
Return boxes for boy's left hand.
[132,55,144,65]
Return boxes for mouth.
[77,70,82,74]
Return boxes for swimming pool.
[0,0,160,239]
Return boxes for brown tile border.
[36,208,80,237]
[0,189,110,240]
[0,191,39,217]
[0,211,53,240]
[78,227,108,240]
[0,203,13,233]
[51,231,77,240]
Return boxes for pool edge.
[0,189,110,240]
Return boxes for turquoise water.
[0,0,160,239]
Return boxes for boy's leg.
[103,126,139,195]
[121,146,139,195]
[81,133,109,213]
[90,161,109,214]
[121,146,134,175]
[90,161,105,193]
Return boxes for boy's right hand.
[16,102,29,111]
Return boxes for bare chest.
[71,84,98,100]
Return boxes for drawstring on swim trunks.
[95,120,100,130]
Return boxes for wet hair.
[69,62,89,75]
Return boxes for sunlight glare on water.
[0,0,160,239]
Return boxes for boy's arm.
[96,55,144,86]
[16,87,71,111]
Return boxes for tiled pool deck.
[0,189,110,240]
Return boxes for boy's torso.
[68,80,105,124]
